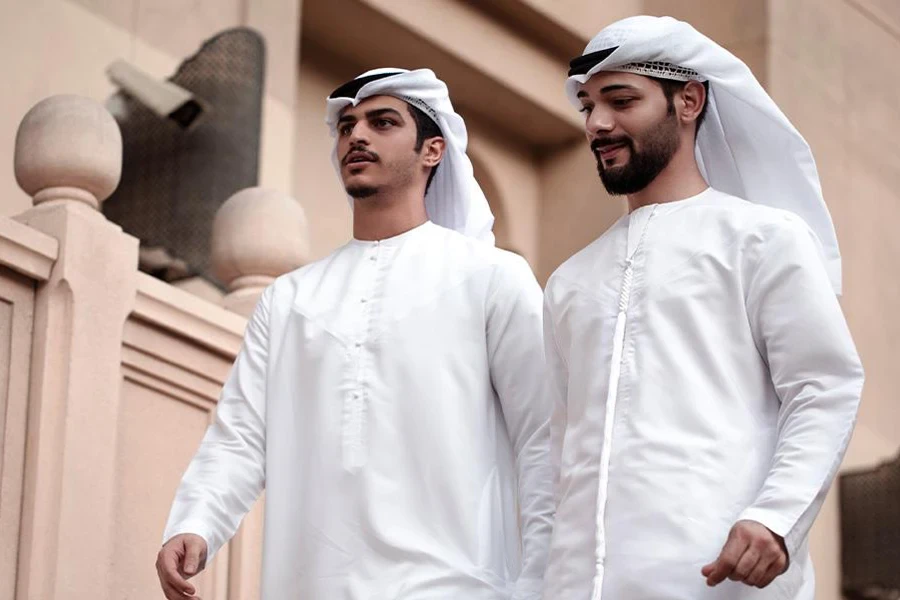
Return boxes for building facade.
[1,1,898,598]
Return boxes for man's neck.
[352,188,428,241]
[626,146,709,212]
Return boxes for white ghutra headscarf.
[567,16,842,294]
[326,68,495,245]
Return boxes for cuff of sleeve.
[736,507,803,559]
[162,520,219,562]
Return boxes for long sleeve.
[738,217,864,557]
[486,256,555,600]
[162,286,272,560]
[543,290,568,502]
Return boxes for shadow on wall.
[470,152,513,254]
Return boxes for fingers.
[160,578,193,600]
[156,541,196,599]
[744,538,788,588]
[745,554,773,587]
[158,563,195,599]
[729,547,760,582]
[753,553,789,588]
[702,521,790,589]
[703,528,748,586]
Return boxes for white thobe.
[164,221,554,599]
[542,188,863,600]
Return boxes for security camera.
[105,59,207,129]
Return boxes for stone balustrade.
[0,93,308,599]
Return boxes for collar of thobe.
[628,186,715,217]
[566,15,842,294]
[348,220,434,247]
[326,68,495,246]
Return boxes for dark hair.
[406,104,443,194]
[651,78,710,133]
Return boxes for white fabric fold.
[326,68,495,245]
[566,15,842,294]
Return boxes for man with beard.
[542,16,863,600]
[156,68,553,600]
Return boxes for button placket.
[343,241,382,470]
[591,208,657,600]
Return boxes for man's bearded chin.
[346,183,379,199]
[595,113,680,196]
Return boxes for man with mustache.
[542,16,863,600]
[156,68,553,599]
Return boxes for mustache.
[342,146,379,165]
[591,136,633,154]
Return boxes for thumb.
[182,537,203,576]
[703,531,746,587]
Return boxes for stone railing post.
[210,186,309,317]
[209,187,308,597]
[12,95,139,600]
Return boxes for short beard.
[345,184,379,199]
[594,110,680,196]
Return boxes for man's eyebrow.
[600,84,640,93]
[337,107,405,127]
[363,107,404,120]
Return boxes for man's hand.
[156,533,208,599]
[702,520,788,589]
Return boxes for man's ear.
[679,80,706,126]
[422,137,446,168]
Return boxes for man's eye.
[339,125,353,136]
[578,105,593,114]
[613,98,635,107]
[375,119,394,128]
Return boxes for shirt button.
[369,255,377,261]
[360,298,367,303]
[355,341,362,348]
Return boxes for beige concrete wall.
[302,0,582,148]
[467,118,543,264]
[115,302,245,600]
[0,265,39,600]
[512,0,767,57]
[537,141,625,284]
[293,51,351,260]
[767,1,900,598]
[0,0,129,215]
[0,0,300,217]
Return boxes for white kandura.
[164,221,554,599]
[543,188,863,600]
